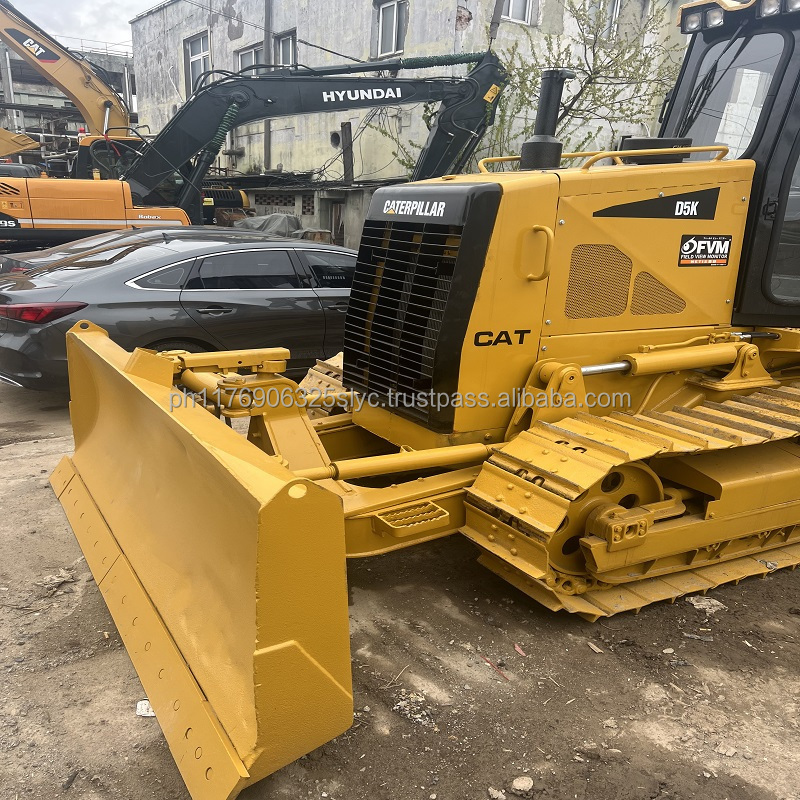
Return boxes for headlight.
[786,0,800,11]
[705,7,725,26]
[760,0,781,15]
[682,11,703,32]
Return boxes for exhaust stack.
[519,68,575,170]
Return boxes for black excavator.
[0,50,506,247]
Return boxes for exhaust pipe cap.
[520,135,563,171]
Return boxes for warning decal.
[678,234,731,267]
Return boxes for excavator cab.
[660,0,800,325]
[71,136,190,208]
[72,136,145,180]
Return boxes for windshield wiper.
[676,21,748,138]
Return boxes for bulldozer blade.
[50,323,353,800]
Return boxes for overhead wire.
[125,2,440,187]
[178,0,364,64]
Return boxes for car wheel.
[147,339,208,354]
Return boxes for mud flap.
[51,324,353,800]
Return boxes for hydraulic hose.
[177,101,241,224]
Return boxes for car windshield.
[26,242,174,275]
[677,31,785,158]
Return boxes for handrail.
[477,152,601,172]
[477,156,520,173]
[527,225,554,282]
[476,145,729,173]
[579,145,729,170]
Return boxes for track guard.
[51,323,353,799]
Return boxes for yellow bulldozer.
[49,0,800,797]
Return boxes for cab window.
[769,154,800,302]
[677,32,785,158]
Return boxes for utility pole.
[0,43,19,131]
[489,0,504,46]
[262,0,273,171]
[341,121,354,184]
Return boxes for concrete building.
[0,44,136,137]
[130,0,683,245]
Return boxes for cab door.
[179,248,326,373]
[735,110,800,324]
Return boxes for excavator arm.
[124,51,507,220]
[0,0,129,136]
[0,127,37,157]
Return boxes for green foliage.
[375,0,684,174]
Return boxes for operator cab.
[71,136,187,206]
[72,136,143,180]
[660,0,800,325]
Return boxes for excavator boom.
[0,0,129,136]
[126,51,506,218]
[0,50,506,245]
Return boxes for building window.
[186,32,210,92]
[239,45,266,75]
[274,32,296,67]
[502,0,533,24]
[588,0,623,37]
[377,0,407,58]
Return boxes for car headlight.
[682,11,703,32]
[760,0,781,15]
[786,0,800,11]
[705,7,725,26]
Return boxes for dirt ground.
[1,381,799,800]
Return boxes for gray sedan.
[0,229,356,390]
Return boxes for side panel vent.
[565,244,632,319]
[631,271,687,315]
[0,182,21,196]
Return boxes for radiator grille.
[631,271,686,315]
[565,244,632,319]
[344,219,463,417]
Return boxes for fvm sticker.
[678,235,731,266]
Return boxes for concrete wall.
[130,0,600,179]
[131,0,679,181]
[131,0,267,165]
[265,0,559,180]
